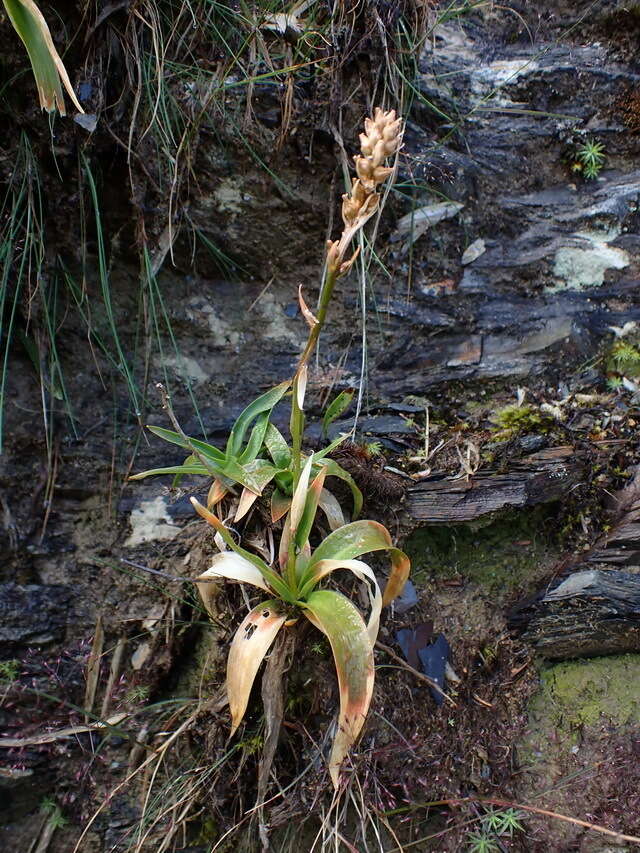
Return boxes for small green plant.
[363,440,384,457]
[124,684,150,705]
[40,796,67,828]
[135,108,410,788]
[467,808,524,851]
[604,334,640,389]
[483,807,524,836]
[0,659,19,682]
[610,339,640,376]
[490,403,549,437]
[572,138,606,180]
[467,832,500,853]
[131,380,362,528]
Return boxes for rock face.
[365,12,640,397]
[407,445,584,523]
[2,3,640,850]
[0,584,73,651]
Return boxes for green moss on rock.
[406,506,558,594]
[534,655,640,728]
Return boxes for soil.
[2,1,640,851]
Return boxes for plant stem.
[289,265,339,486]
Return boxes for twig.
[375,641,456,707]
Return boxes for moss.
[606,338,640,379]
[490,403,552,437]
[405,506,558,595]
[535,655,640,728]
[519,654,640,776]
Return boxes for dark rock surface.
[0,583,73,652]
[407,446,584,523]
[363,12,640,396]
[513,568,640,659]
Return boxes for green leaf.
[300,557,382,642]
[319,459,363,519]
[225,380,290,459]
[274,469,293,496]
[302,590,374,788]
[305,520,409,606]
[238,411,270,465]
[222,458,279,494]
[129,464,212,480]
[171,454,198,487]
[317,488,346,532]
[312,431,352,462]
[295,466,327,554]
[264,423,292,469]
[3,0,84,115]
[322,390,354,438]
[146,425,226,464]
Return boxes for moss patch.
[517,655,640,848]
[406,506,558,595]
[490,403,552,437]
[533,655,640,728]
[520,654,640,770]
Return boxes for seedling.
[572,137,606,180]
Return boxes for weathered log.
[407,446,584,524]
[511,569,640,660]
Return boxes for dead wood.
[406,446,584,524]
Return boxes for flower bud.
[372,165,392,185]
[326,239,341,272]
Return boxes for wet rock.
[0,583,73,651]
[368,16,640,396]
[394,579,419,614]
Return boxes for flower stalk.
[289,108,403,486]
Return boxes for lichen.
[552,229,629,290]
